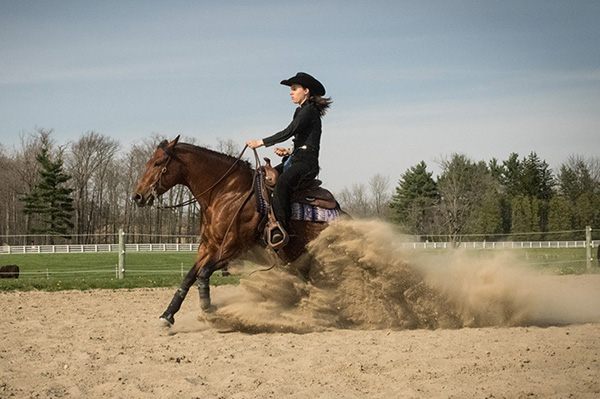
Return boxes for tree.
[390,161,438,235]
[216,137,243,157]
[501,152,554,200]
[510,195,541,241]
[465,185,504,239]
[21,143,74,240]
[501,152,522,197]
[546,195,574,240]
[436,155,493,244]
[66,131,119,240]
[574,192,600,232]
[520,152,554,200]
[557,155,597,202]
[369,173,392,219]
[338,183,372,218]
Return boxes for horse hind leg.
[197,260,227,312]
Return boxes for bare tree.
[65,131,119,241]
[338,183,373,218]
[215,137,242,157]
[436,154,494,245]
[369,173,392,219]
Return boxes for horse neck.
[177,146,252,207]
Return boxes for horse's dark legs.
[159,267,199,325]
[197,258,231,311]
[197,264,216,311]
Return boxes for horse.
[132,136,340,325]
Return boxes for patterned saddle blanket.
[255,174,341,222]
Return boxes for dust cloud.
[201,220,600,333]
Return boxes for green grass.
[0,252,240,292]
[408,247,596,275]
[1,247,597,292]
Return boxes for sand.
[0,283,599,399]
[2,220,600,398]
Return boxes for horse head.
[132,135,180,207]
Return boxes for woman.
[247,72,331,246]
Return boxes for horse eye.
[154,161,162,167]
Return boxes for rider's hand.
[246,139,264,149]
[274,147,291,157]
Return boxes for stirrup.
[265,221,289,250]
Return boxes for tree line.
[1,128,598,245]
[0,129,212,245]
[340,152,600,243]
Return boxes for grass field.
[0,252,240,291]
[411,247,596,275]
[0,247,596,292]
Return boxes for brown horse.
[133,136,337,325]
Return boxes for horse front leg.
[159,265,200,325]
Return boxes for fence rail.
[2,241,597,255]
[0,243,200,255]
[401,240,600,250]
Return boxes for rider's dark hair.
[309,95,332,117]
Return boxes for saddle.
[261,158,337,209]
[258,158,338,251]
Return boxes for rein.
[151,142,277,271]
[154,144,259,210]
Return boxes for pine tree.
[547,195,574,240]
[520,152,554,200]
[21,146,74,240]
[390,161,438,235]
[465,185,504,239]
[510,195,541,241]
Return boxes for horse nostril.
[133,193,142,203]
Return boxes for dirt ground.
[1,277,599,399]
[2,221,600,398]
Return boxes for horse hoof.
[159,313,175,326]
[202,305,217,314]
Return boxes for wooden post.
[586,225,592,271]
[118,229,126,279]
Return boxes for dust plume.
[201,220,600,333]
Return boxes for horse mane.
[171,142,253,173]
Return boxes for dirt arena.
[2,221,600,398]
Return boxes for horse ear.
[169,135,180,147]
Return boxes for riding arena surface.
[1,221,600,398]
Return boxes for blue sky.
[1,0,599,193]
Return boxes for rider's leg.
[271,161,317,240]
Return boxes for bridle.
[149,142,174,203]
[150,142,262,211]
[147,141,279,271]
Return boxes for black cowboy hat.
[280,72,326,97]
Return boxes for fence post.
[118,229,126,279]
[586,225,592,271]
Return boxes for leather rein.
[151,144,261,210]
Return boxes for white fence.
[400,240,599,250]
[0,243,200,255]
[1,241,597,255]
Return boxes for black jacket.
[262,101,321,166]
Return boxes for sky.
[1,0,599,193]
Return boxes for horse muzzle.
[132,192,155,207]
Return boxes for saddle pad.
[255,174,340,222]
[291,203,341,222]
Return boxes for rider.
[247,72,331,245]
